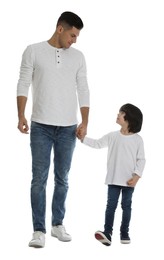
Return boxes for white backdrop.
[0,0,164,259]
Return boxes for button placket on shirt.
[56,49,61,68]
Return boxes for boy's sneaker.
[95,231,112,246]
[28,231,45,248]
[120,232,131,244]
[51,225,72,242]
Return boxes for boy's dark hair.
[119,103,143,133]
[57,11,84,30]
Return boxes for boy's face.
[116,111,127,126]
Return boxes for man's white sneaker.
[51,225,72,242]
[28,231,45,248]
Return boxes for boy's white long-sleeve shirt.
[83,131,146,186]
[17,41,90,126]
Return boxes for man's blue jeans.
[30,122,77,233]
[104,185,134,235]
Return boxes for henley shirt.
[83,131,146,186]
[17,41,90,126]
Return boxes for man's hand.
[17,116,29,134]
[76,123,87,140]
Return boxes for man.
[17,11,90,248]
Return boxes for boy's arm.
[81,134,109,149]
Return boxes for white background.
[0,0,164,259]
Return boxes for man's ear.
[57,25,64,34]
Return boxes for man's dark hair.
[119,103,143,133]
[57,11,84,30]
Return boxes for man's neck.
[47,34,61,48]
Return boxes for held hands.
[17,116,29,134]
[127,174,140,187]
[76,123,87,140]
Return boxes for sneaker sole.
[29,242,44,248]
[120,240,131,244]
[95,232,111,246]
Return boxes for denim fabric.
[30,122,76,233]
[104,185,134,235]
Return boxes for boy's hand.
[127,174,140,187]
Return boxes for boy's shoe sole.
[95,231,111,246]
[120,239,131,244]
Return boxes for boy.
[81,103,145,246]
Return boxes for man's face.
[58,26,80,48]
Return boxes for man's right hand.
[17,116,29,134]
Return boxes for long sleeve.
[83,134,109,149]
[76,53,90,108]
[134,137,146,177]
[17,45,34,97]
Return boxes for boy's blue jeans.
[104,185,134,235]
[30,122,76,233]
